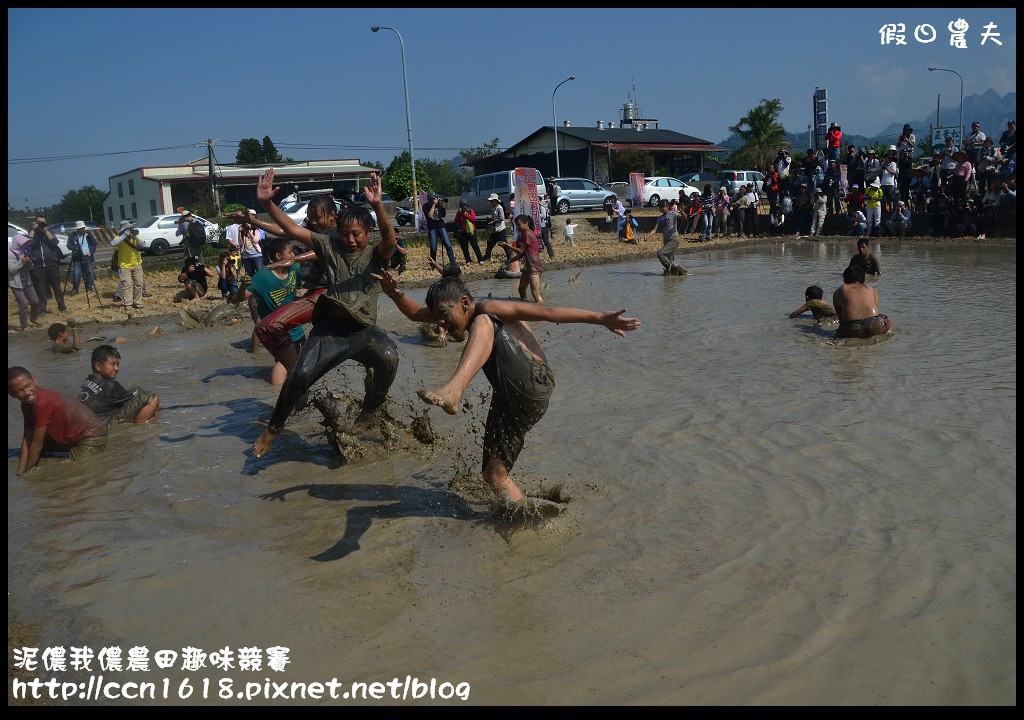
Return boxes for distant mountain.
[716,89,1016,153]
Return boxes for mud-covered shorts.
[109,390,157,425]
[479,313,556,471]
[837,314,892,338]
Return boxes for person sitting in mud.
[79,344,160,425]
[47,322,81,354]
[370,272,641,515]
[833,265,893,339]
[789,285,838,321]
[8,365,107,474]
[847,238,882,276]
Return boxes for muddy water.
[7,240,1015,705]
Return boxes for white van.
[459,168,549,217]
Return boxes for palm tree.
[727,99,787,172]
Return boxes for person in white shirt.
[880,146,900,217]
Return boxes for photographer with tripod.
[27,215,67,314]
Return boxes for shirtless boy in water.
[833,265,893,339]
[371,272,640,513]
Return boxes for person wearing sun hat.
[864,147,881,187]
[482,193,507,261]
[897,124,916,156]
[111,219,145,310]
[65,220,97,295]
[178,209,208,259]
[864,177,884,237]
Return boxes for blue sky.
[7,8,1016,209]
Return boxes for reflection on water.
[7,240,1015,705]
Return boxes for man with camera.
[174,255,217,303]
[65,220,97,296]
[28,215,68,314]
[827,123,843,162]
[423,192,457,267]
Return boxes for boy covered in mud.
[8,366,107,473]
[371,272,640,514]
[788,285,838,321]
[249,169,397,458]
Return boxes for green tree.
[610,148,654,181]
[235,136,289,164]
[726,99,787,172]
[459,138,501,166]
[261,136,283,163]
[49,185,109,225]
[383,151,421,200]
[418,157,470,198]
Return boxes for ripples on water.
[7,241,1015,705]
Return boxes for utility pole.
[208,139,220,216]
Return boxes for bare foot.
[502,496,568,519]
[252,429,279,458]
[417,388,459,415]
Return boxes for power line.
[9,139,502,167]
[8,143,205,165]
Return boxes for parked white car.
[642,177,701,206]
[8,222,31,248]
[278,195,378,229]
[8,221,68,248]
[132,213,221,256]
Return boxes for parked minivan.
[459,168,549,217]
[718,170,766,196]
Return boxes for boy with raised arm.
[371,271,640,514]
[250,169,398,458]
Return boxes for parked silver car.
[552,177,618,214]
[133,213,221,256]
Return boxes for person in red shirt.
[500,214,545,304]
[8,366,107,473]
[827,123,843,162]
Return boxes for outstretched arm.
[255,169,314,248]
[498,241,524,263]
[226,210,286,239]
[789,302,811,319]
[370,269,435,323]
[363,172,396,262]
[267,249,318,270]
[476,299,641,337]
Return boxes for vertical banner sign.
[514,168,541,243]
[813,88,828,153]
[629,172,645,208]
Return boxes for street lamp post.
[371,25,418,219]
[552,75,576,178]
[928,66,964,147]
